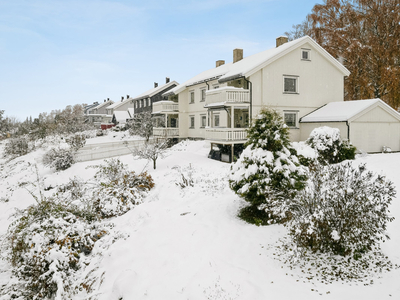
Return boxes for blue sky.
[0,0,321,121]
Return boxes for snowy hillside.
[0,137,399,299]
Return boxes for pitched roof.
[92,100,114,110]
[108,98,132,110]
[300,99,400,122]
[131,80,179,101]
[167,36,350,95]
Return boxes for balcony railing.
[205,128,248,142]
[153,127,179,138]
[152,101,178,113]
[205,87,250,106]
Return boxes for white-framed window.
[189,116,195,128]
[190,91,195,103]
[214,114,220,127]
[283,75,299,94]
[201,89,206,102]
[148,98,151,106]
[283,111,298,128]
[200,115,206,128]
[301,48,311,61]
[143,99,146,107]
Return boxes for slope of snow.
[0,138,399,299]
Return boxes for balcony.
[153,127,179,138]
[152,101,178,114]
[205,128,247,143]
[205,87,250,107]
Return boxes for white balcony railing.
[152,101,178,113]
[205,128,248,142]
[205,87,250,106]
[153,127,179,138]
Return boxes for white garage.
[300,99,400,153]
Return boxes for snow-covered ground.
[0,137,399,299]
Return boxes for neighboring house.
[131,78,179,115]
[106,95,134,116]
[300,99,400,153]
[84,102,99,114]
[85,99,114,126]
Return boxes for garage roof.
[300,99,400,122]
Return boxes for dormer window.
[301,49,311,61]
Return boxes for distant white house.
[154,36,400,157]
[86,99,114,126]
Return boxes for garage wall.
[350,106,400,153]
[300,122,348,141]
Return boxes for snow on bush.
[287,162,396,257]
[88,159,154,218]
[306,126,356,164]
[3,199,108,300]
[229,108,307,224]
[66,133,86,151]
[43,147,75,171]
[2,136,33,159]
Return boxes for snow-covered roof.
[108,99,131,110]
[300,99,400,122]
[113,111,131,123]
[132,81,179,101]
[92,100,114,110]
[167,36,350,95]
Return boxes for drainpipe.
[346,121,350,140]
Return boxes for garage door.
[351,122,400,153]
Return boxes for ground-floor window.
[284,111,298,128]
[189,116,195,129]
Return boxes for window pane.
[201,116,206,127]
[284,78,296,93]
[284,113,296,127]
[201,89,206,101]
[302,51,309,60]
[190,92,194,103]
[214,115,220,127]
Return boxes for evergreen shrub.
[229,108,307,224]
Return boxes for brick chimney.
[154,82,158,88]
[127,94,129,99]
[233,49,243,63]
[216,60,225,67]
[276,36,288,47]
[166,77,170,83]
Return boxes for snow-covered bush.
[287,162,395,257]
[43,147,75,171]
[229,108,307,224]
[4,199,107,300]
[306,126,356,164]
[89,159,154,218]
[66,133,86,151]
[3,136,32,158]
